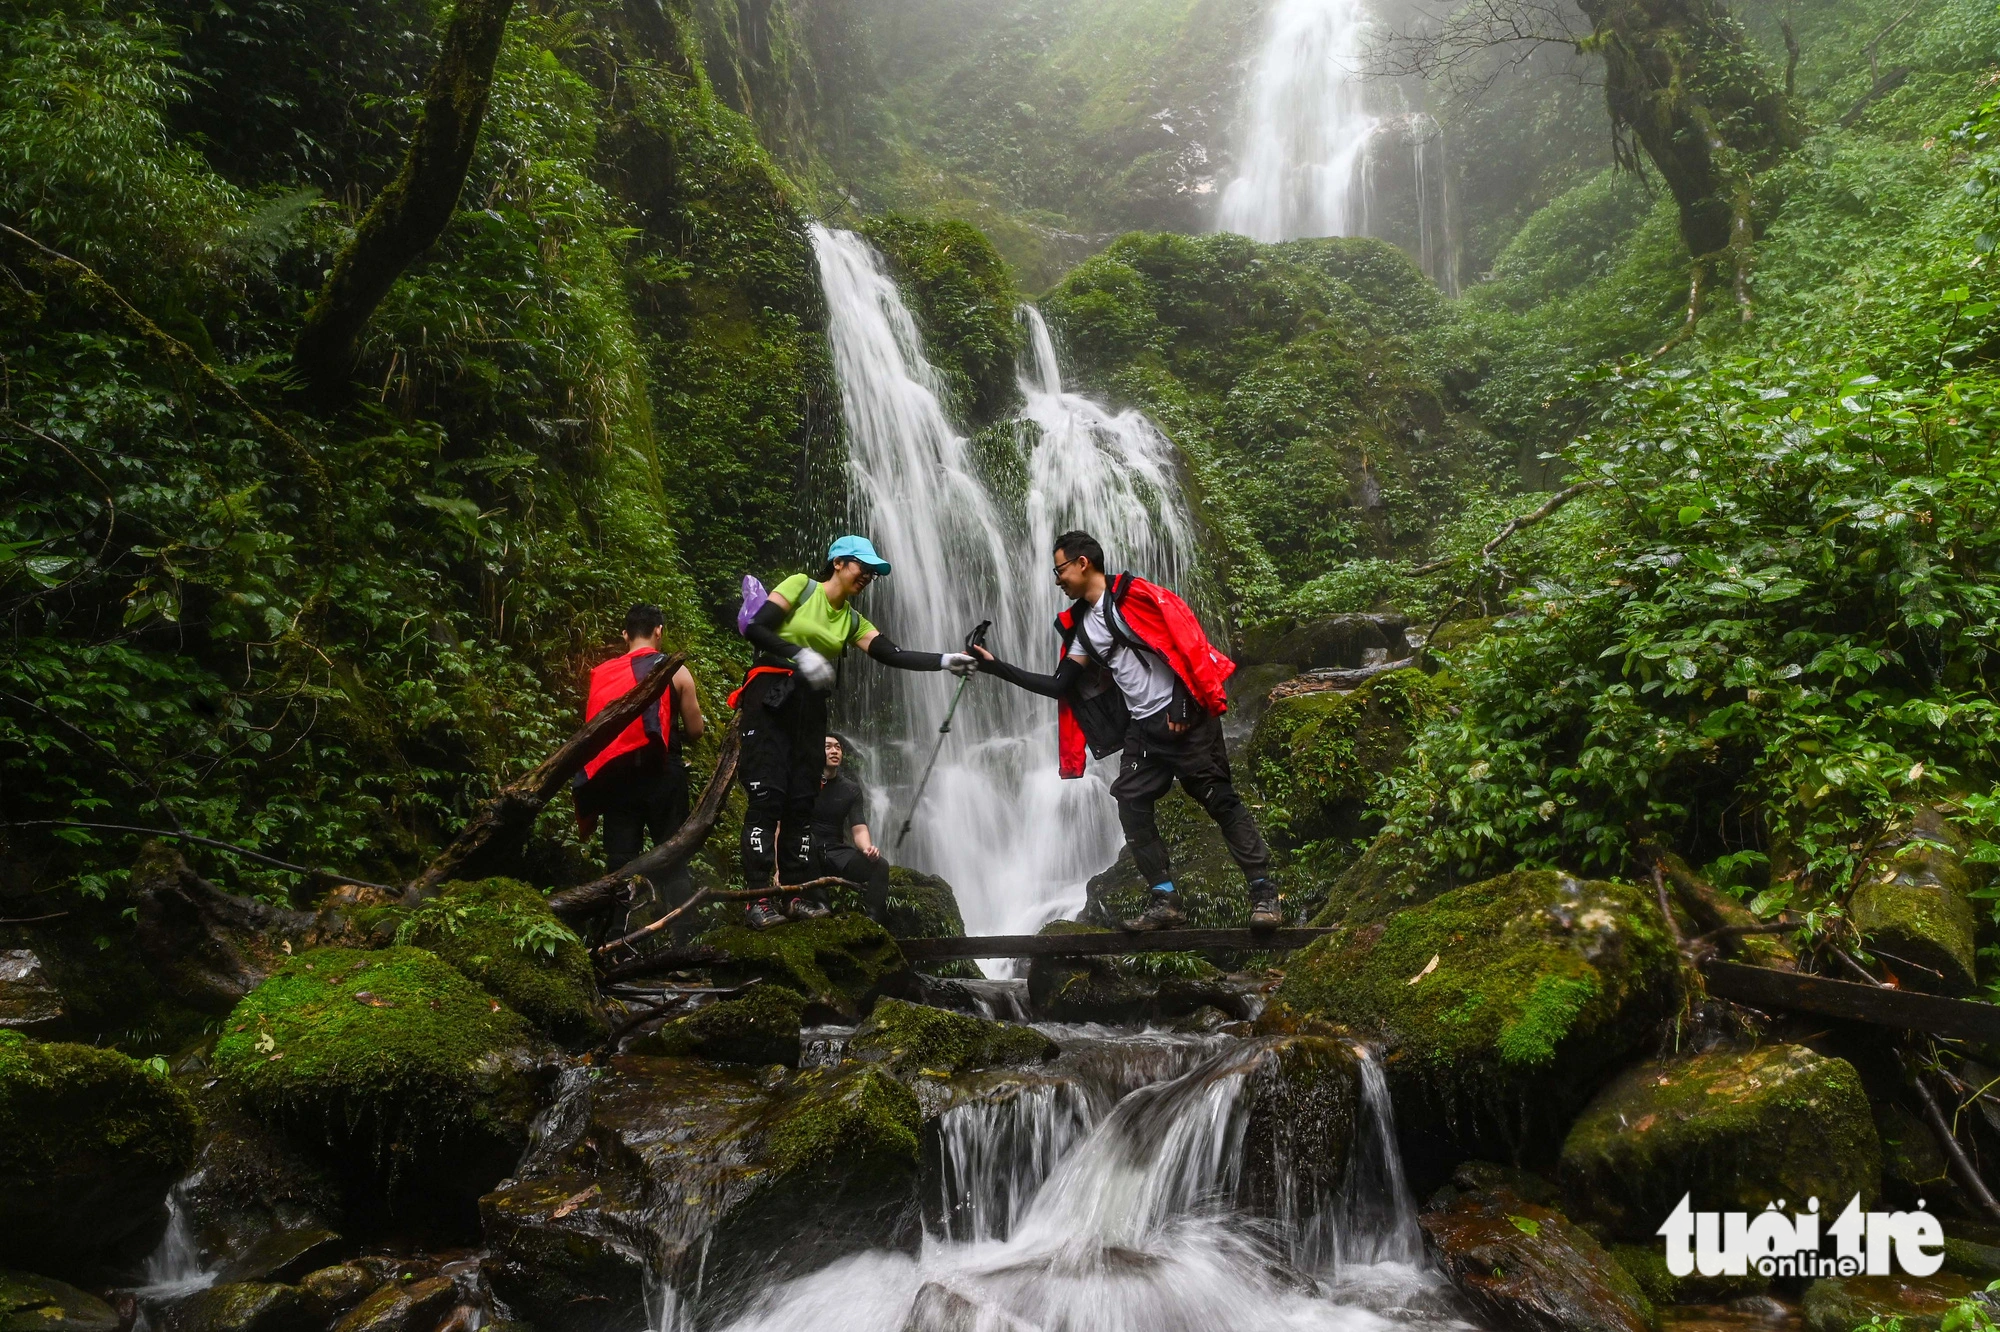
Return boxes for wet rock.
[1238,613,1412,670]
[162,1281,307,1332]
[1851,807,1980,995]
[401,878,608,1048]
[0,1032,201,1275]
[0,1269,119,1331]
[1238,1036,1359,1210]
[176,1090,342,1281]
[1245,669,1441,849]
[1559,1045,1881,1241]
[481,1055,922,1329]
[1421,1171,1654,1332]
[628,983,805,1065]
[1025,922,1255,1024]
[329,1276,457,1332]
[701,914,911,1021]
[1611,1242,1768,1306]
[884,869,980,981]
[212,947,559,1236]
[1275,870,1680,1167]
[213,1226,346,1285]
[1224,662,1297,742]
[0,952,63,1034]
[901,1281,978,1332]
[1944,1237,2000,1281]
[847,997,1057,1081]
[1801,1274,1977,1332]
[1878,1101,1952,1210]
[297,1264,377,1324]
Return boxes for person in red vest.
[970,530,1281,931]
[574,604,706,930]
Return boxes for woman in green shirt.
[737,534,976,928]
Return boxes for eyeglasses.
[1052,555,1082,581]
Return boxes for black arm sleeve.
[977,652,1085,699]
[743,599,798,659]
[865,633,944,671]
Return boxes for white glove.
[941,652,977,676]
[794,647,835,691]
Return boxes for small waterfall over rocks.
[806,226,1197,943]
[1217,0,1459,293]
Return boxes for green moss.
[397,877,606,1048]
[213,947,543,1175]
[0,1268,122,1330]
[1559,1045,1881,1242]
[1613,1242,1769,1305]
[1850,812,1978,994]
[861,213,1023,425]
[760,1066,920,1177]
[634,984,805,1066]
[700,914,910,1021]
[847,997,1057,1080]
[0,1032,201,1268]
[1246,669,1442,847]
[882,867,980,980]
[1277,870,1680,1152]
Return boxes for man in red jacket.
[971,530,1280,931]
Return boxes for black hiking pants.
[600,759,691,933]
[738,670,827,887]
[820,842,891,920]
[1109,708,1271,888]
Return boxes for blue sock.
[1150,881,1176,896]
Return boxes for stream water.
[807,226,1196,944]
[700,1036,1465,1332]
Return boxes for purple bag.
[736,574,768,635]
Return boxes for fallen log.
[1701,959,2000,1044]
[405,651,685,903]
[547,716,741,921]
[898,928,1333,962]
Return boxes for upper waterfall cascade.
[807,225,1196,944]
[1217,0,1459,293]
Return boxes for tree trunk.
[291,0,517,396]
[1575,0,1802,258]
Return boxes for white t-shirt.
[1069,594,1177,720]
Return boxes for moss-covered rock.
[1878,1100,1953,1210]
[847,997,1057,1081]
[1420,1172,1653,1332]
[0,1269,119,1331]
[700,914,911,1021]
[1025,921,1250,1024]
[172,1078,342,1282]
[1851,807,1980,995]
[632,983,805,1066]
[1802,1274,1977,1332]
[1308,830,1452,928]
[0,1032,201,1273]
[860,214,1022,426]
[328,1275,456,1332]
[481,1055,922,1328]
[882,868,981,980]
[1239,613,1413,670]
[1558,1044,1881,1242]
[162,1281,307,1332]
[1275,870,1680,1163]
[213,947,556,1230]
[1246,668,1441,848]
[398,878,607,1048]
[1612,1241,1768,1307]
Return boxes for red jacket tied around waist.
[1055,573,1235,779]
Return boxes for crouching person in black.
[814,734,890,921]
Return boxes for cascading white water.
[1217,0,1379,243]
[709,1038,1463,1332]
[807,227,1198,942]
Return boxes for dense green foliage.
[860,213,1022,423]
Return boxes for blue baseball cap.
[828,534,891,574]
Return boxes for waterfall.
[806,227,1198,944]
[1217,0,1460,294]
[708,1037,1461,1332]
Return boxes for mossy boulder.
[399,877,607,1047]
[0,1032,201,1274]
[1420,1170,1653,1332]
[860,214,1022,426]
[327,1275,457,1332]
[482,1055,922,1328]
[1612,1241,1767,1307]
[847,997,1057,1081]
[162,1281,307,1332]
[213,947,557,1230]
[1558,1045,1881,1242]
[1308,830,1451,928]
[1851,807,1979,995]
[700,914,911,1021]
[631,984,805,1066]
[1236,1036,1360,1213]
[174,1082,342,1282]
[1238,613,1411,669]
[1803,1274,1978,1332]
[0,1269,119,1331]
[883,868,981,980]
[1275,870,1680,1166]
[1246,668,1440,848]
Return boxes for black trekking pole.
[896,620,991,849]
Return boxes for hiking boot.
[1121,891,1186,932]
[785,895,831,920]
[745,899,786,930]
[1248,879,1283,930]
